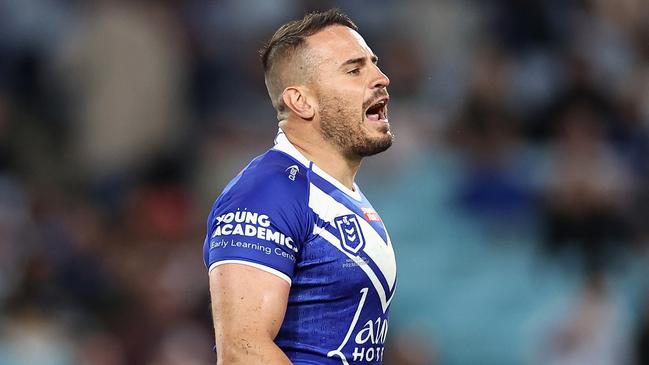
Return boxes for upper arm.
[209,263,290,360]
[203,158,310,361]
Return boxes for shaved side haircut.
[260,9,358,118]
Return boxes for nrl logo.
[335,214,365,254]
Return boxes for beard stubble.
[318,93,393,158]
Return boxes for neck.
[279,120,361,190]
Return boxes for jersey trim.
[208,260,292,285]
[312,164,362,201]
[309,173,388,243]
[273,131,311,167]
[273,130,362,201]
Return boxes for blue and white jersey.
[203,131,397,364]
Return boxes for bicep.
[209,263,290,353]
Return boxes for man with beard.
[203,9,396,364]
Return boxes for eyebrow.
[340,55,379,69]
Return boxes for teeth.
[369,100,385,110]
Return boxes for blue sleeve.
[203,157,310,284]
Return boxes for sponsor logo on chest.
[360,207,382,222]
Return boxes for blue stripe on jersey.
[309,172,389,244]
[320,222,392,297]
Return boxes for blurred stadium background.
[1,0,649,364]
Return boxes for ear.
[282,87,316,120]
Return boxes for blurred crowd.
[1,0,648,364]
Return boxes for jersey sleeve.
[203,160,310,284]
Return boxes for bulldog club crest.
[335,214,366,254]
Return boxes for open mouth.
[365,98,388,122]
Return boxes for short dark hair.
[260,8,358,74]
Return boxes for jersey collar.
[273,129,362,201]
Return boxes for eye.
[347,68,361,75]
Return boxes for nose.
[371,64,390,89]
